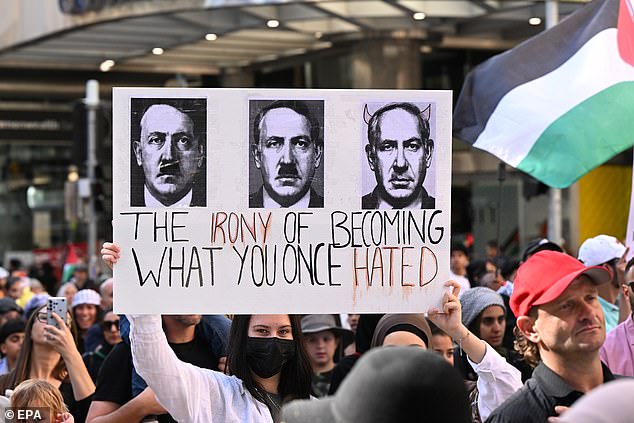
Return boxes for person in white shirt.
[450,243,471,296]
[428,281,523,421]
[101,242,313,423]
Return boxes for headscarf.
[370,314,432,349]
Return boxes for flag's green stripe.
[517,81,634,188]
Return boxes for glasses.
[36,312,69,326]
[101,320,120,331]
[627,281,634,290]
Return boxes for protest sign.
[112,88,452,313]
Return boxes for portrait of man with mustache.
[249,100,324,209]
[130,98,206,207]
[362,102,435,210]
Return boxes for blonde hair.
[10,379,68,416]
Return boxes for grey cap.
[460,287,506,328]
[301,314,354,347]
[281,347,470,423]
[0,298,21,315]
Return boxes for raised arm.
[47,313,95,400]
[428,281,522,421]
[128,314,213,422]
[428,281,486,362]
[102,242,214,421]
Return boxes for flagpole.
[496,162,505,278]
[85,80,99,280]
[545,0,562,245]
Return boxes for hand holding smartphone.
[47,297,68,329]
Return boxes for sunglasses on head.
[101,320,120,331]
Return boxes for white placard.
[112,88,452,314]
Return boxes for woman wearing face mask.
[101,243,312,423]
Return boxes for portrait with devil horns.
[362,102,436,210]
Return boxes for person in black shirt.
[70,263,99,292]
[0,305,95,423]
[486,251,618,423]
[300,314,353,397]
[86,315,221,423]
[82,310,122,382]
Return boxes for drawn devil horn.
[363,104,373,125]
[420,104,431,122]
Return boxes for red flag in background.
[62,243,80,283]
[619,0,634,65]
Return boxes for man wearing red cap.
[486,251,619,423]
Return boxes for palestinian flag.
[454,0,634,188]
[62,243,79,283]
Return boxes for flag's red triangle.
[65,244,79,265]
[618,0,634,66]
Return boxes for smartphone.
[47,297,68,329]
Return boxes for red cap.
[511,250,611,317]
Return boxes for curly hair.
[513,326,540,368]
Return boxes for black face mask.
[246,337,296,379]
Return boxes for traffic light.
[93,165,105,214]
[72,100,87,169]
[522,173,549,200]
[72,101,108,172]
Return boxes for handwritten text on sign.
[112,88,452,313]
[120,209,443,290]
[114,208,446,313]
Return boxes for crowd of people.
[0,232,631,422]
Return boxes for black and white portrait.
[130,98,206,207]
[361,102,436,210]
[249,99,324,209]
